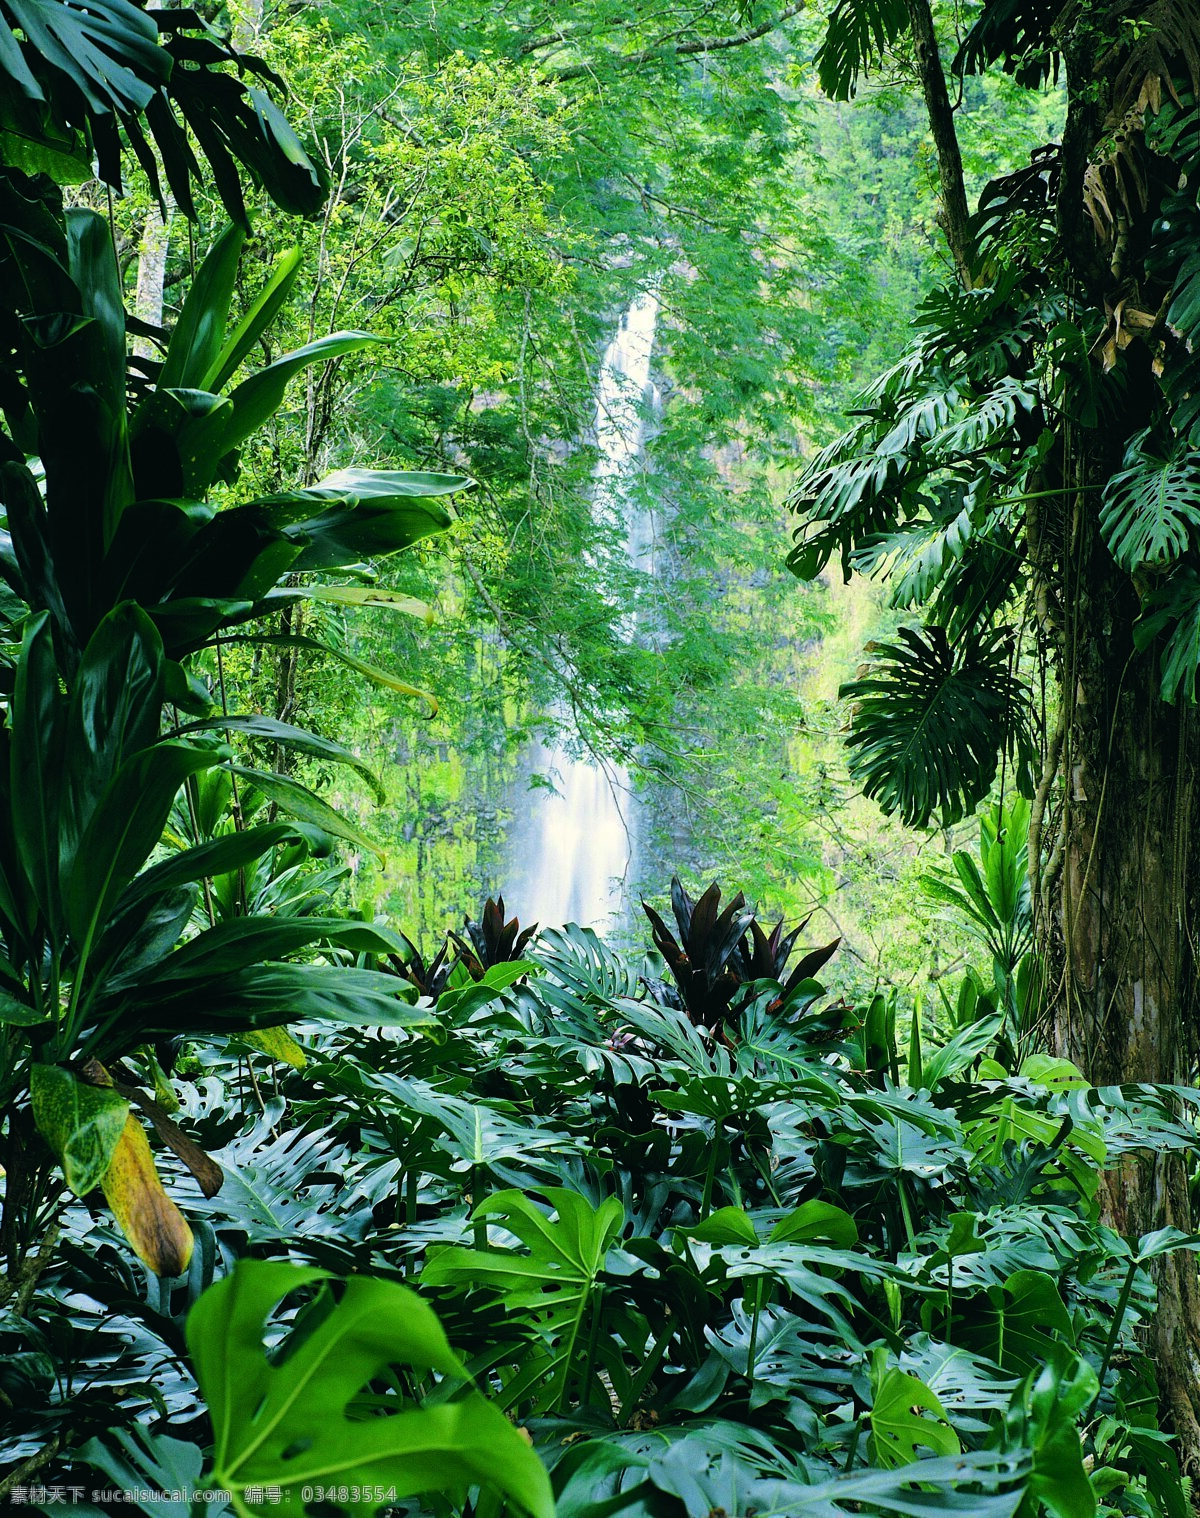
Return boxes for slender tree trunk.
[231,0,264,51]
[904,0,972,287]
[131,200,173,360]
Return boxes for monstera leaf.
[1099,429,1200,572]
[0,0,327,222]
[553,1427,1031,1518]
[870,1354,962,1466]
[186,1259,554,1518]
[816,0,910,99]
[1135,563,1200,702]
[840,625,1031,828]
[423,1187,624,1412]
[999,1350,1098,1518]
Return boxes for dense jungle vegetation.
[7,0,1200,1515]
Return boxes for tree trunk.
[903,0,972,287]
[231,0,264,51]
[131,201,173,360]
[1044,461,1200,1471]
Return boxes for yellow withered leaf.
[241,1026,307,1069]
[101,1116,194,1277]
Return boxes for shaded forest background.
[101,0,1061,996]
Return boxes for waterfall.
[502,289,660,934]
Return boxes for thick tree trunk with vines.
[1041,465,1200,1472]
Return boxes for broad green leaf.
[555,1438,1029,1518]
[423,1187,624,1412]
[769,1200,858,1248]
[118,823,328,909]
[1135,564,1200,703]
[1100,429,1200,572]
[686,1207,760,1246]
[359,1073,574,1172]
[98,965,435,1045]
[187,1259,554,1518]
[921,1012,1004,1090]
[0,128,92,183]
[870,1359,961,1466]
[140,915,415,981]
[840,626,1030,828]
[435,959,539,1017]
[60,603,166,885]
[1006,1350,1098,1518]
[241,1025,306,1069]
[65,208,134,541]
[78,1426,225,1518]
[31,1064,130,1196]
[959,1270,1074,1372]
[178,333,384,490]
[205,244,303,393]
[12,612,65,940]
[0,990,50,1025]
[816,0,910,98]
[1134,1226,1200,1263]
[278,582,434,623]
[218,632,438,713]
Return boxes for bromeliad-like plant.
[642,875,839,1031]
[0,196,469,1286]
[452,894,538,982]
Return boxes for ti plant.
[642,876,839,1033]
[452,895,538,982]
[0,197,468,1286]
[387,934,460,1001]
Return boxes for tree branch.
[544,2,806,82]
[904,0,973,286]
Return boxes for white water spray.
[504,289,661,933]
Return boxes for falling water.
[502,289,661,934]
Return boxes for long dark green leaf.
[179,714,383,802]
[137,915,414,982]
[59,603,164,888]
[229,766,383,860]
[64,740,222,949]
[95,964,435,1045]
[177,334,384,492]
[117,823,327,910]
[11,611,65,940]
[205,243,302,393]
[156,222,245,393]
